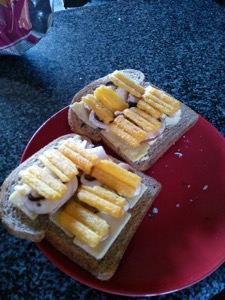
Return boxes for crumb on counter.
[174,151,183,158]
[148,207,159,220]
[152,207,159,214]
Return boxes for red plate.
[21,106,225,296]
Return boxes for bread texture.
[68,69,199,171]
[0,134,161,280]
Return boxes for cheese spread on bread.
[71,102,97,128]
[162,109,182,126]
[101,131,150,162]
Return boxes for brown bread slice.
[0,134,161,280]
[68,69,199,171]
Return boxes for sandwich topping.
[70,70,182,161]
[9,134,144,259]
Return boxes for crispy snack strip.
[59,145,93,174]
[58,138,100,174]
[63,138,100,165]
[19,165,67,200]
[93,160,141,188]
[82,94,114,124]
[38,149,78,182]
[142,93,176,116]
[150,87,180,110]
[56,210,102,248]
[94,85,128,112]
[108,115,148,147]
[113,115,148,142]
[137,99,162,118]
[123,107,161,132]
[77,188,124,218]
[64,201,109,237]
[80,185,126,208]
[91,167,136,197]
[107,122,140,147]
[109,70,145,98]
[91,160,141,197]
[142,87,180,116]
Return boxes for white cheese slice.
[127,183,147,209]
[163,109,182,126]
[70,102,97,129]
[9,185,38,220]
[101,131,150,162]
[73,211,131,260]
[49,209,74,238]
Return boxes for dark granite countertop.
[0,0,225,299]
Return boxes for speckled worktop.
[0,0,225,299]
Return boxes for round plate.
[21,106,225,297]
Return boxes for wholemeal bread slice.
[0,134,161,280]
[68,69,199,171]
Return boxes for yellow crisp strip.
[39,155,69,182]
[56,210,102,248]
[94,85,128,112]
[123,107,161,132]
[113,115,148,142]
[62,138,100,165]
[19,165,67,200]
[137,99,162,119]
[150,87,180,110]
[91,167,136,197]
[94,160,141,188]
[109,71,145,98]
[39,149,78,182]
[77,189,124,218]
[108,123,140,147]
[130,107,162,127]
[58,144,93,174]
[64,201,109,236]
[81,185,126,208]
[91,160,141,197]
[143,93,176,116]
[82,94,114,124]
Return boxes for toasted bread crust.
[68,70,199,171]
[0,133,161,280]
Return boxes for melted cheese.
[162,109,182,126]
[127,184,147,209]
[101,131,150,162]
[9,185,38,220]
[70,102,97,129]
[49,209,74,237]
[73,211,131,260]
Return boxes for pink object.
[0,0,52,55]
